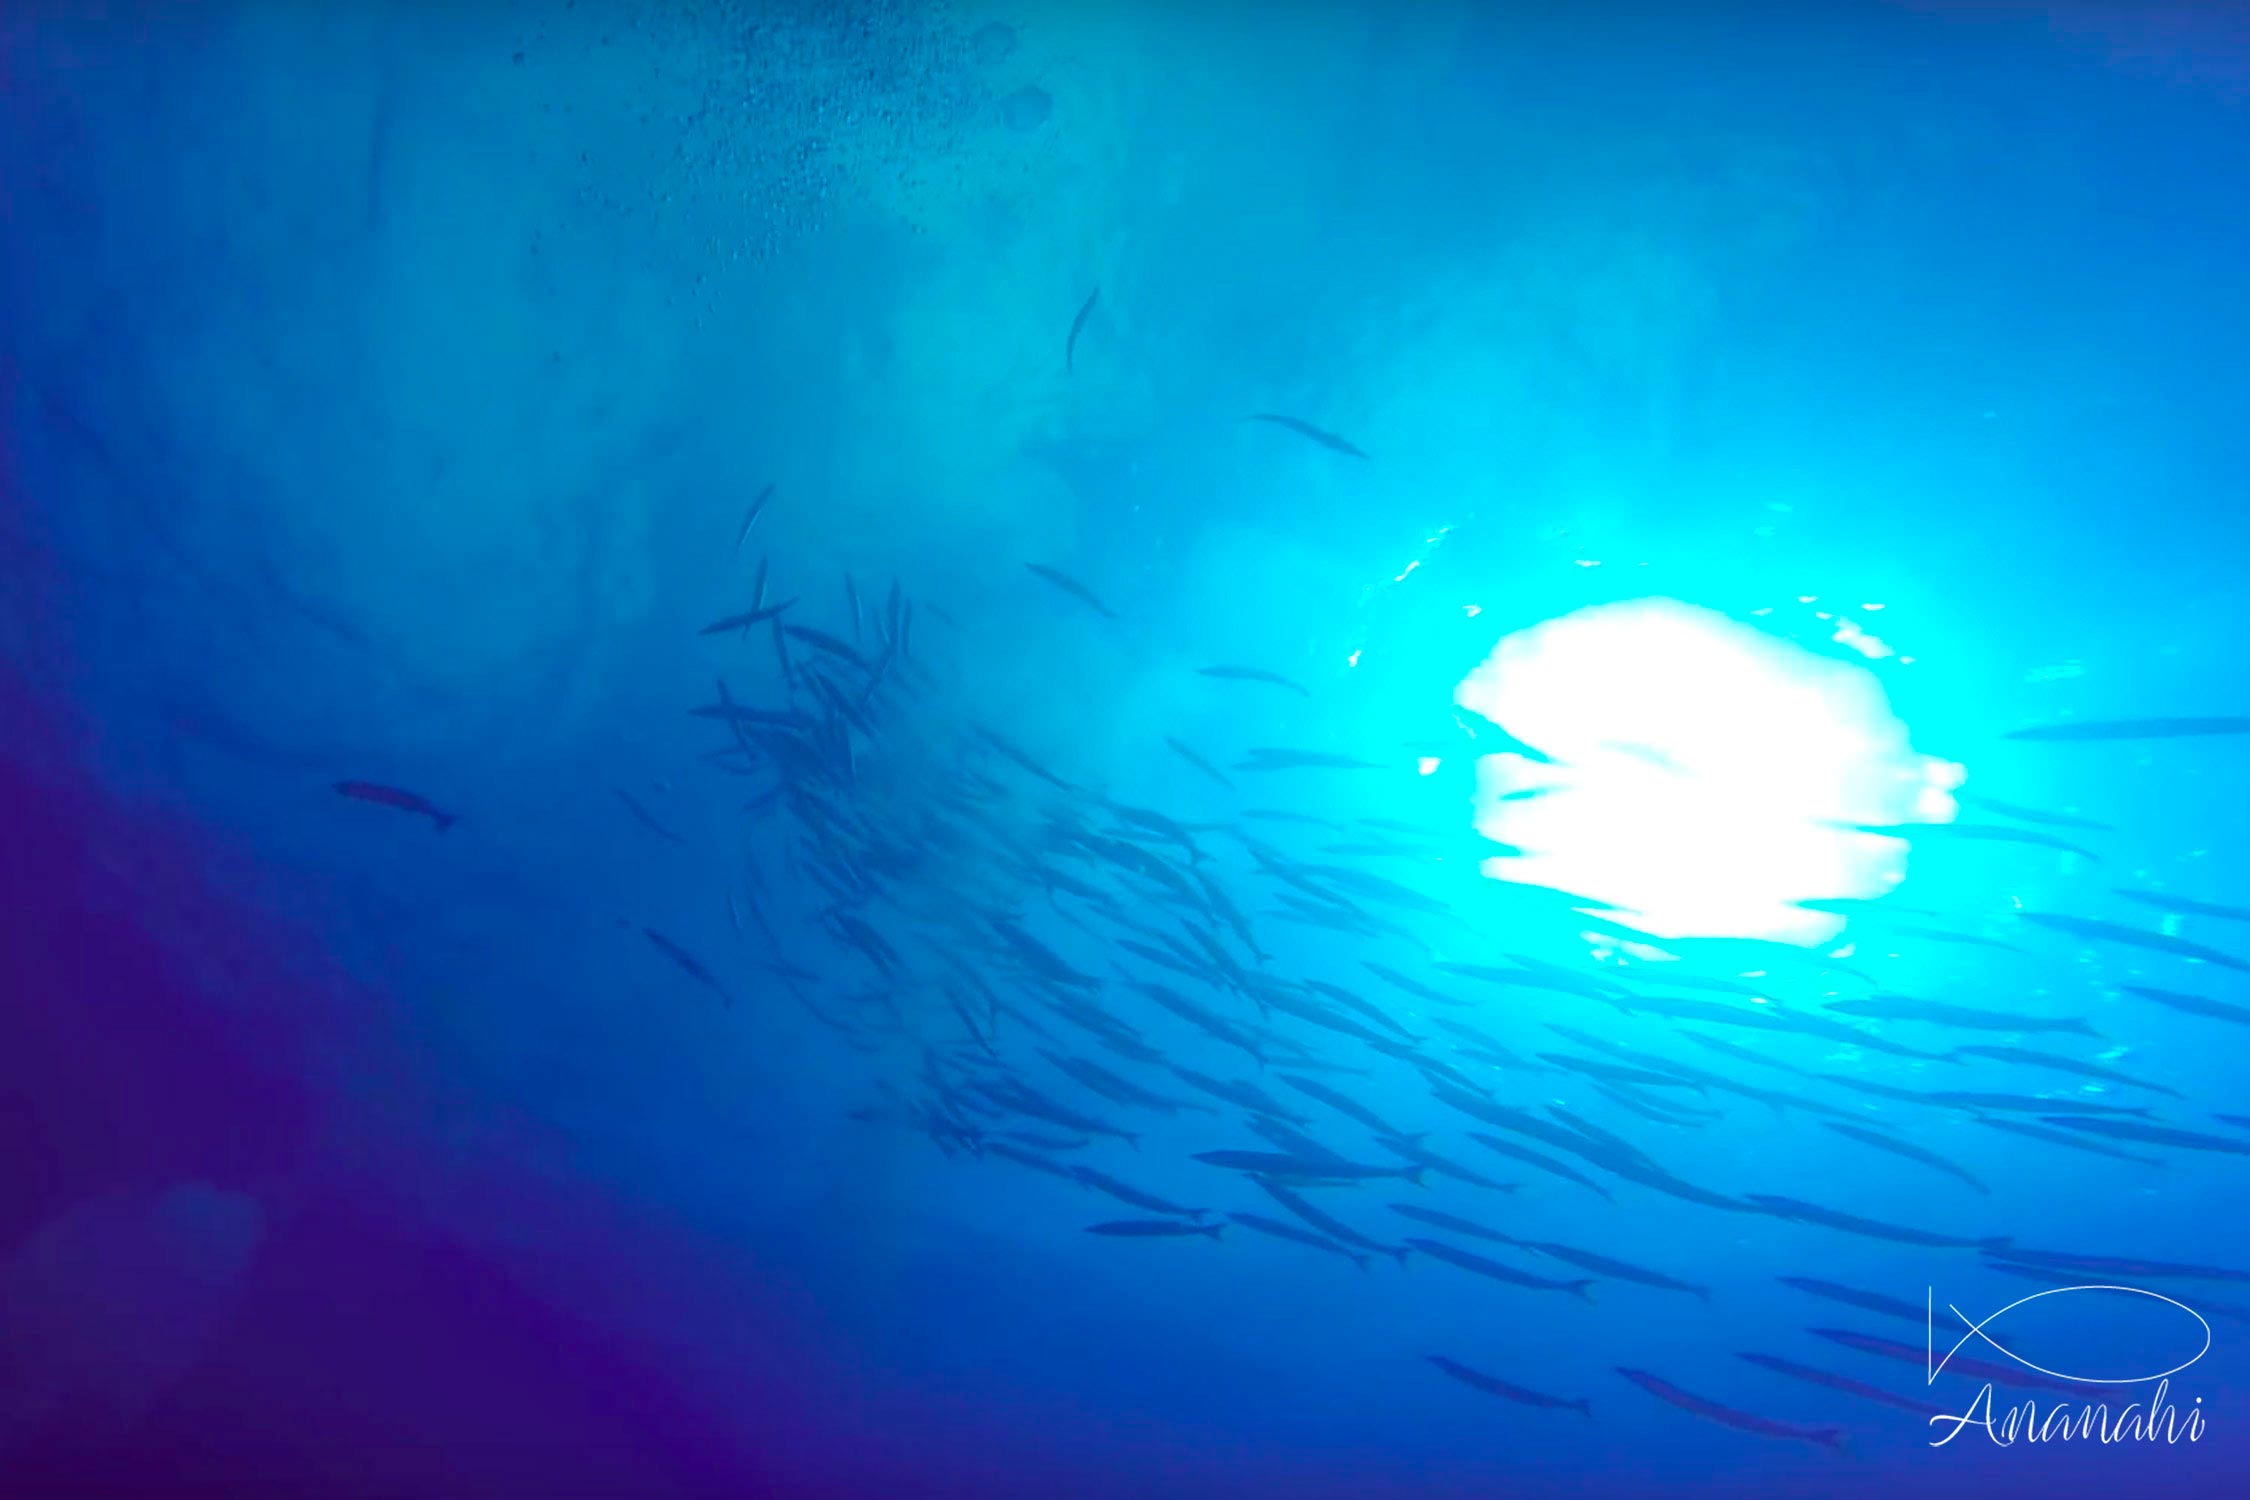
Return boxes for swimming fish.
[1956,793,2114,832]
[1823,994,2097,1037]
[2117,985,2250,1026]
[333,780,457,832]
[733,483,774,552]
[1428,1355,1591,1416]
[1065,288,1098,372]
[1745,1194,2007,1250]
[698,600,794,635]
[1818,1121,1989,1195]
[642,928,730,1006]
[1084,1219,1224,1239]
[1735,1353,1943,1419]
[1197,664,1312,697]
[2112,889,2250,925]
[1616,1367,1843,1450]
[1023,563,1116,620]
[1165,737,1235,790]
[1247,412,1367,459]
[2023,912,2250,974]
[614,788,687,845]
[1405,1239,1595,1300]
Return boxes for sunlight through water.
[1456,598,1962,945]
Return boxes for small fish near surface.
[1247,412,1368,459]
[333,780,458,832]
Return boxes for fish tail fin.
[1125,1133,1142,1152]
[2066,1018,2102,1037]
[433,813,459,834]
[1202,1221,1226,1239]
[1351,1252,1371,1272]
[1572,1399,1593,1418]
[1389,1246,1412,1267]
[1405,1165,1428,1188]
[1979,1235,2014,1251]
[1572,1279,1597,1304]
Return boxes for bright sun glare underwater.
[1456,598,1962,946]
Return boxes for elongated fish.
[2118,984,2250,1026]
[1405,1239,1595,1300]
[1823,994,2096,1037]
[1192,1149,1422,1185]
[1969,1115,2164,1167]
[1023,563,1116,620]
[1507,1238,1710,1300]
[2039,1116,2250,1157]
[1957,793,2114,832]
[1951,1043,2182,1099]
[1065,288,1097,372]
[2113,889,2250,925]
[1735,1353,1943,1418]
[1228,1211,1368,1269]
[1254,1178,1408,1264]
[1390,1203,1516,1245]
[1616,1367,1843,1449]
[733,483,774,552]
[1776,1276,1927,1325]
[1247,412,1368,458]
[1984,1245,2250,1285]
[333,780,457,832]
[2023,912,2250,974]
[698,600,794,635]
[1428,1355,1591,1416]
[615,788,687,845]
[1811,1328,2090,1396]
[2004,716,2250,741]
[1165,736,1235,790]
[1746,1194,2007,1250]
[1085,1219,1224,1239]
[1197,664,1312,697]
[1068,1165,1206,1219]
[1466,1133,1614,1200]
[642,928,730,1005]
[1819,1121,1989,1194]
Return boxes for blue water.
[5,4,2249,1497]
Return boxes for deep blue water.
[5,3,2250,1497]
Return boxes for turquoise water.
[4,5,2248,1496]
